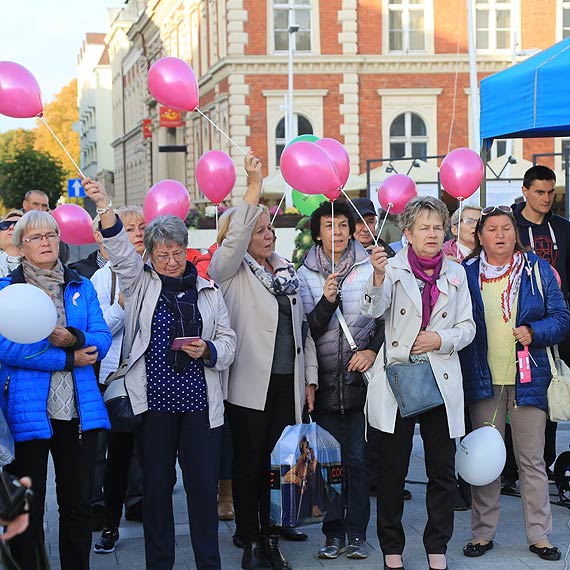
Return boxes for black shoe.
[546,467,555,482]
[529,544,561,561]
[463,541,493,557]
[500,481,518,496]
[242,541,270,569]
[94,527,119,553]
[234,534,245,549]
[403,488,412,500]
[91,504,105,532]
[279,526,308,541]
[263,537,292,570]
[124,500,143,522]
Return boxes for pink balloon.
[52,205,96,246]
[280,141,341,196]
[0,61,43,118]
[144,180,191,223]
[147,57,199,112]
[323,187,342,202]
[440,148,484,200]
[315,138,350,187]
[377,174,418,215]
[196,151,236,204]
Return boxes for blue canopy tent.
[479,37,570,213]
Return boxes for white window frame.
[274,114,314,168]
[475,0,513,53]
[268,0,320,55]
[556,0,570,40]
[382,0,434,55]
[263,89,327,173]
[388,112,429,160]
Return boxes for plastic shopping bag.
[0,408,14,467]
[270,422,342,528]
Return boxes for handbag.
[384,345,443,418]
[533,262,570,422]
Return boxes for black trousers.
[227,373,296,542]
[370,405,456,555]
[5,419,98,570]
[137,410,221,570]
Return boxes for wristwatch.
[96,200,113,215]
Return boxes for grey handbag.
[385,353,443,418]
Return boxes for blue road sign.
[67,178,85,198]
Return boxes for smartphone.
[171,336,200,351]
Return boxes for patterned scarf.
[244,252,300,296]
[315,241,356,280]
[479,250,524,323]
[22,259,66,326]
[407,247,443,329]
[158,262,201,372]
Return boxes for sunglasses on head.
[481,205,512,216]
[0,221,17,231]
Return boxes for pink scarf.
[407,247,443,329]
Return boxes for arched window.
[389,112,428,159]
[275,114,313,167]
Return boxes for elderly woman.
[90,206,146,554]
[460,205,569,562]
[208,153,318,570]
[442,204,482,261]
[84,179,236,570]
[297,200,384,561]
[361,196,475,570]
[0,210,112,570]
[0,209,23,277]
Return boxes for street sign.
[67,178,85,198]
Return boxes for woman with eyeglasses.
[83,179,237,570]
[442,204,482,262]
[0,210,24,277]
[0,210,112,570]
[459,205,569,563]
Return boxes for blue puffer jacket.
[459,253,570,412]
[0,265,112,442]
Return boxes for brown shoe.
[218,480,235,521]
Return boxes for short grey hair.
[13,210,59,247]
[450,203,482,227]
[399,196,449,233]
[143,215,188,255]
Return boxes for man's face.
[353,215,377,248]
[522,179,556,217]
[23,192,49,212]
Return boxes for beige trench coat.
[361,247,475,438]
[209,200,318,423]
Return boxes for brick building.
[103,0,570,208]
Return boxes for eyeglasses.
[481,205,512,216]
[21,232,59,244]
[460,217,480,225]
[0,221,17,231]
[154,250,186,264]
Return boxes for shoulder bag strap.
[110,270,117,307]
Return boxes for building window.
[476,0,511,51]
[562,139,570,170]
[389,112,428,159]
[388,0,426,52]
[563,1,570,38]
[273,0,312,52]
[276,114,313,167]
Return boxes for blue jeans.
[314,410,370,541]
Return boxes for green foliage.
[0,147,65,210]
[292,216,313,269]
[0,129,35,161]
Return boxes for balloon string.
[486,341,516,428]
[271,193,286,226]
[38,116,85,179]
[456,199,464,260]
[331,200,335,274]
[376,204,392,242]
[215,205,219,234]
[342,190,378,247]
[195,109,248,157]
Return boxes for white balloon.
[0,284,58,344]
[456,425,506,486]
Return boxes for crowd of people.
[0,160,567,570]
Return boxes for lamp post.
[284,21,299,208]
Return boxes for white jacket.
[361,247,475,438]
[91,263,123,384]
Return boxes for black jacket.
[68,250,101,279]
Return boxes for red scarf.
[407,247,443,329]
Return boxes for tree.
[0,147,65,210]
[34,79,79,182]
[0,129,35,162]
